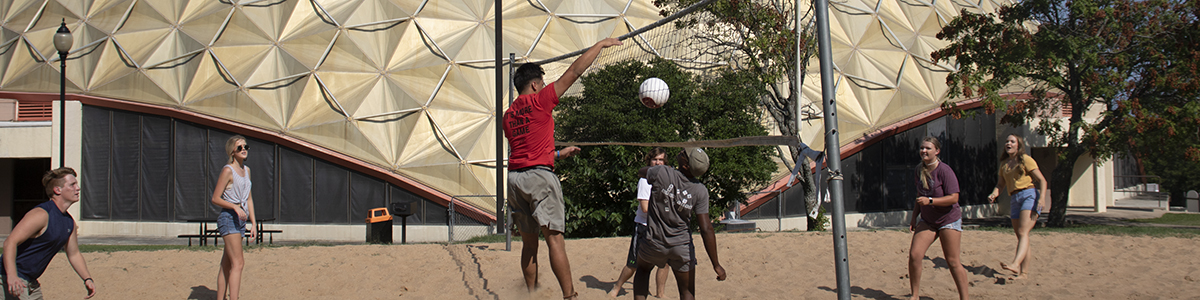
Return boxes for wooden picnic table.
[178,218,280,246]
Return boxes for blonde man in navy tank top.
[1,167,97,299]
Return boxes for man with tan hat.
[633,147,726,300]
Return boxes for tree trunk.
[1047,148,1084,227]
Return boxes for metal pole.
[495,0,506,236]
[449,197,456,244]
[506,52,516,251]
[59,51,66,168]
[815,0,851,297]
[778,189,784,230]
[55,20,71,169]
[795,0,803,140]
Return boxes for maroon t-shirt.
[503,84,559,170]
[915,162,961,227]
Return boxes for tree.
[1088,0,1200,205]
[554,58,776,238]
[655,0,825,229]
[933,0,1199,226]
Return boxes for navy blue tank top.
[1,201,74,283]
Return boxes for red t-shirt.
[504,83,558,170]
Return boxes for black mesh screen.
[139,115,171,221]
[313,160,349,224]
[80,105,460,225]
[173,121,209,220]
[80,106,110,219]
[243,139,276,220]
[351,172,387,222]
[278,148,314,223]
[109,110,141,220]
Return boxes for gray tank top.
[221,164,252,211]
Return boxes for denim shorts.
[919,218,963,232]
[217,208,246,236]
[1010,188,1040,219]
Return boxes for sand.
[31,230,1200,299]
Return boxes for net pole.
[494,0,506,238]
[506,52,516,252]
[815,0,851,297]
[795,0,803,143]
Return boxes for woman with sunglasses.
[211,135,257,300]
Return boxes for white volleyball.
[639,77,670,108]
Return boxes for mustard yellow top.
[1000,155,1039,193]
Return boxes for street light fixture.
[54,19,71,168]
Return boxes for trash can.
[366,207,393,244]
[1187,191,1199,213]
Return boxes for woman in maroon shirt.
[907,137,969,300]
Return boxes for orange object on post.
[366,208,393,223]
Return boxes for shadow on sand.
[580,275,618,295]
[187,286,217,300]
[817,286,905,300]
[929,257,1003,278]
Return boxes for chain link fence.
[446,195,500,245]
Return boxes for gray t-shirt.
[645,165,710,248]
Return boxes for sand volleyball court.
[24,229,1200,299]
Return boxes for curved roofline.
[1,92,496,224]
[739,95,1017,215]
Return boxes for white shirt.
[634,178,651,225]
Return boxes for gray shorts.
[0,273,42,300]
[508,166,566,233]
[638,241,695,273]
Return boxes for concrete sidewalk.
[963,196,1198,229]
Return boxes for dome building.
[0,0,1115,241]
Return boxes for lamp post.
[54,19,71,168]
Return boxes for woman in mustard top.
[987,134,1048,279]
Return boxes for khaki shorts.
[508,166,566,233]
[0,273,43,300]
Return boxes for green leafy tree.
[554,58,776,237]
[934,0,1199,226]
[1089,0,1200,205]
[656,0,825,229]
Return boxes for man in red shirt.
[503,37,622,300]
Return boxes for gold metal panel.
[242,47,309,87]
[3,64,70,92]
[180,52,238,105]
[236,1,298,41]
[244,73,310,129]
[89,71,175,108]
[187,90,281,130]
[2,0,43,29]
[111,28,172,67]
[340,1,414,29]
[82,0,132,34]
[432,65,493,112]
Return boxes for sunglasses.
[236,145,250,152]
